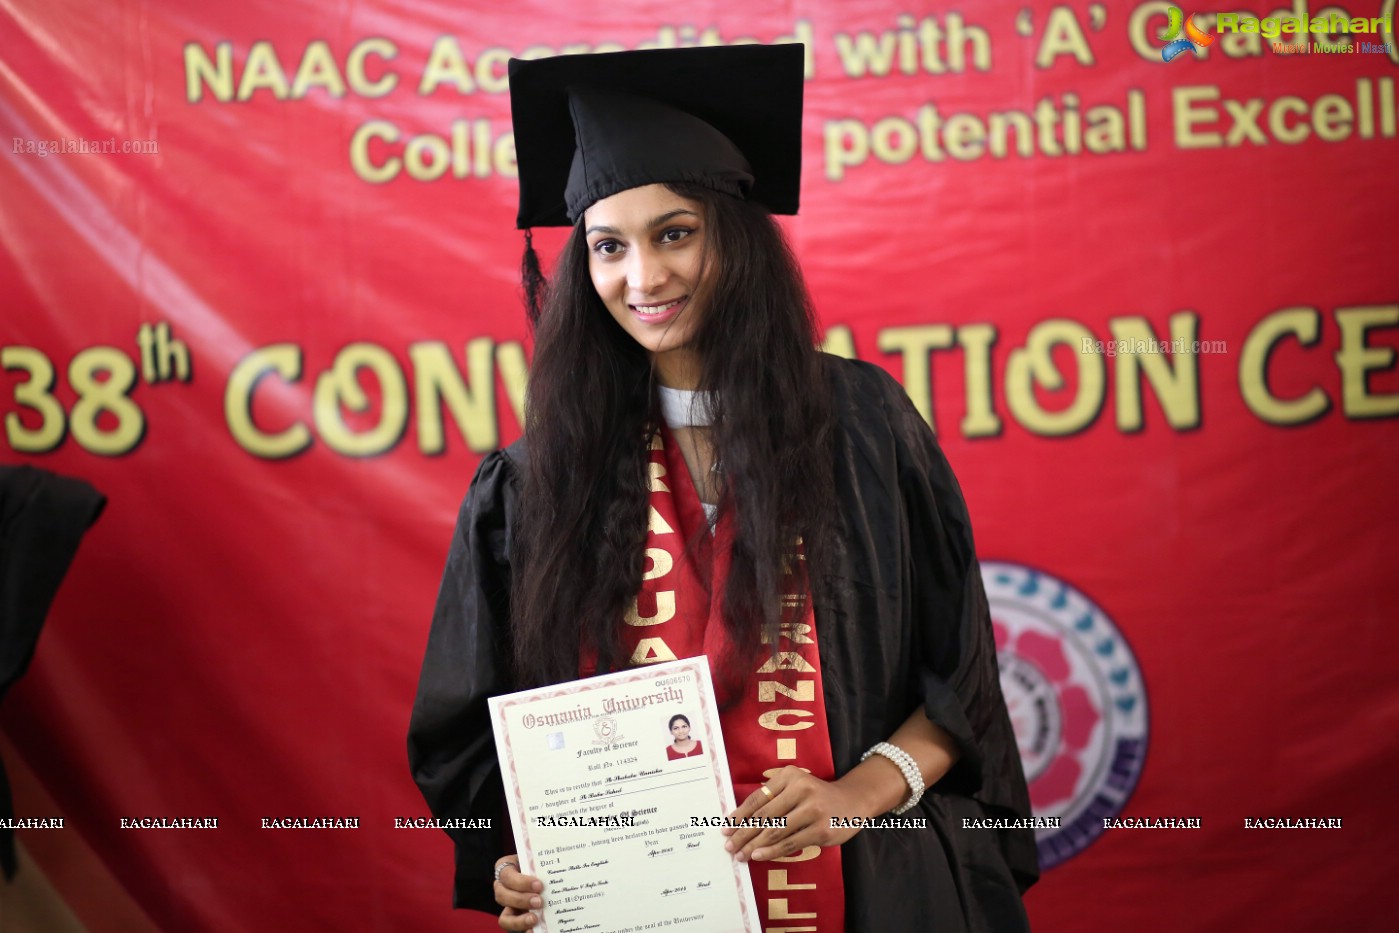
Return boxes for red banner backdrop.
[3,0,1397,930]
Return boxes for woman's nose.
[625,248,666,292]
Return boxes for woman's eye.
[660,227,692,244]
[591,239,622,256]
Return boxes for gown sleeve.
[879,367,1040,893]
[407,446,521,912]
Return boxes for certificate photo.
[664,713,705,761]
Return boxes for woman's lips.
[630,296,687,325]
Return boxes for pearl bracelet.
[860,741,926,815]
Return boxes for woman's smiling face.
[670,718,690,741]
[584,184,709,388]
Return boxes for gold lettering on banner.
[756,652,816,673]
[648,461,670,491]
[647,505,675,535]
[629,638,677,665]
[754,560,824,931]
[767,899,818,920]
[759,681,816,702]
[624,434,681,668]
[625,592,675,627]
[641,548,674,582]
[757,710,815,731]
[767,870,816,891]
[772,845,821,863]
[760,623,815,644]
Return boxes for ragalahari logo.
[1159,6,1216,61]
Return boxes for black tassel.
[521,229,547,325]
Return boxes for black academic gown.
[408,355,1038,931]
[0,465,106,880]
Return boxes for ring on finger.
[759,784,773,799]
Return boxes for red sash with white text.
[586,428,846,932]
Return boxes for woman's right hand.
[493,858,544,931]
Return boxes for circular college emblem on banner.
[984,561,1148,869]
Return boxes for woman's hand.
[493,858,544,931]
[720,767,870,862]
[721,710,963,862]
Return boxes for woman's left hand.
[721,766,868,862]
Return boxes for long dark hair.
[510,183,837,689]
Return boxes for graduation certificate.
[489,656,759,933]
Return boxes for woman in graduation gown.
[408,44,1038,932]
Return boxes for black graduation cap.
[508,44,805,228]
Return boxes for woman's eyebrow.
[585,209,698,237]
[648,209,698,227]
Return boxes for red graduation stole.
[586,427,845,931]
